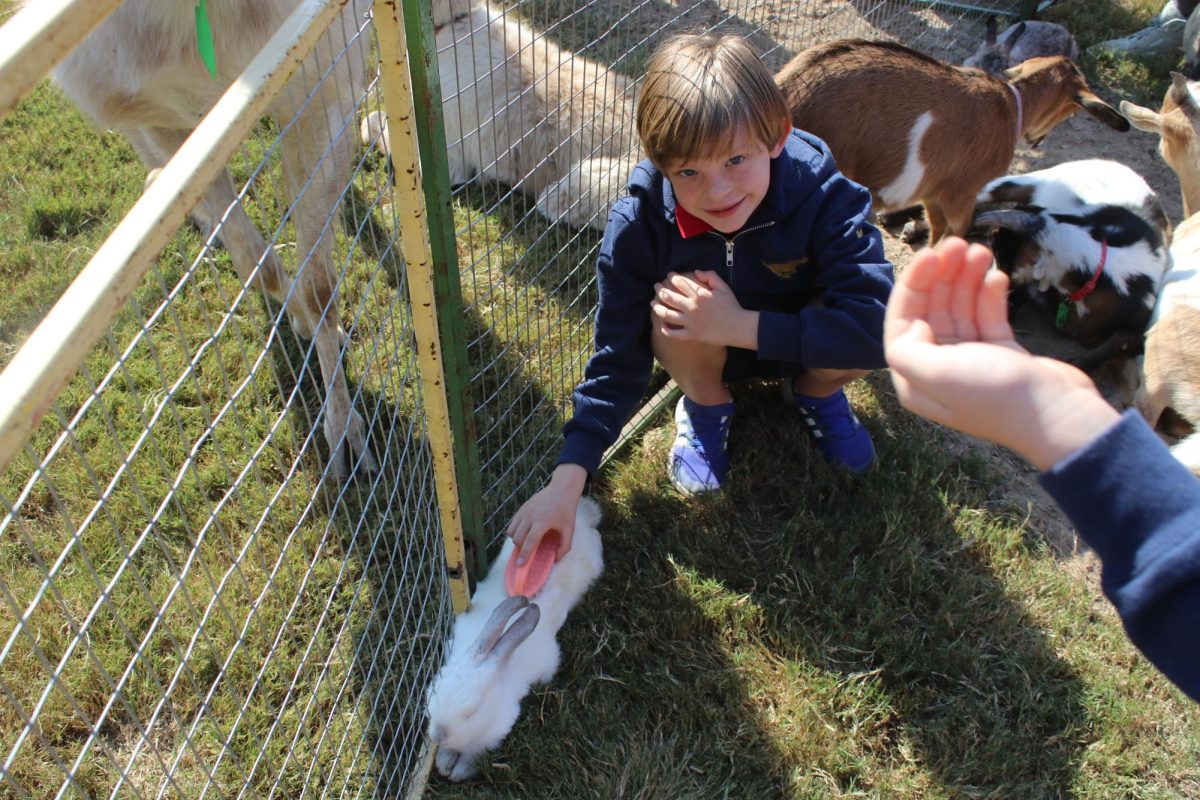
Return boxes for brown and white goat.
[1122,72,1200,218]
[775,40,1129,243]
[361,0,641,231]
[38,0,377,476]
[1135,213,1200,473]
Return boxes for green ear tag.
[195,0,217,78]
[1055,301,1068,329]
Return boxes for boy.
[508,33,894,562]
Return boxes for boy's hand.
[506,463,588,564]
[884,237,1119,471]
[652,270,759,349]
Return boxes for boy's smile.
[667,126,788,234]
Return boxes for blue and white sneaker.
[669,396,734,495]
[789,386,875,473]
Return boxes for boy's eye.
[728,155,745,166]
[677,168,698,178]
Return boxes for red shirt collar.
[675,203,715,238]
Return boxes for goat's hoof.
[325,407,378,478]
[900,219,929,244]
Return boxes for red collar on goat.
[1056,240,1108,328]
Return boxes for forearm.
[726,308,759,350]
[549,462,588,496]
[1040,410,1200,701]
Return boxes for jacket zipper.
[707,221,774,289]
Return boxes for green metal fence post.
[372,1,487,604]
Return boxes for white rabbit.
[425,497,604,781]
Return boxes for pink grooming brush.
[505,531,559,597]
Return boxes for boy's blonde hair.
[636,34,789,170]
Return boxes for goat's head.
[972,208,1049,287]
[1122,73,1200,217]
[1007,57,1129,145]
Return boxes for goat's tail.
[536,155,637,232]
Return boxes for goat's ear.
[1170,72,1200,123]
[1076,94,1131,131]
[1120,100,1165,134]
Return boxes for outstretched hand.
[884,237,1119,471]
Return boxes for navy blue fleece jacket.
[1040,410,1200,701]
[558,129,894,474]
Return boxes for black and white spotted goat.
[971,159,1172,371]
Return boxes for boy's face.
[665,126,787,235]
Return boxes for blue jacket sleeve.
[1040,410,1200,701]
[557,205,657,474]
[756,159,893,370]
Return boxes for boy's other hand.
[506,463,588,564]
[884,237,1119,471]
[652,270,759,349]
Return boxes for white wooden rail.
[0,0,346,477]
[0,0,122,118]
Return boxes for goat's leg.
[939,202,976,242]
[1070,327,1144,373]
[132,127,301,328]
[126,127,217,241]
[273,48,376,476]
[924,203,949,244]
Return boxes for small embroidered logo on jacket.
[764,257,807,278]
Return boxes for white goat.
[776,39,1129,243]
[361,0,640,231]
[38,0,377,476]
[971,159,1171,372]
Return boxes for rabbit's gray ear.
[471,595,529,662]
[488,603,540,664]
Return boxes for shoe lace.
[683,411,730,451]
[804,398,857,440]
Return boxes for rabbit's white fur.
[426,497,604,781]
[361,0,640,231]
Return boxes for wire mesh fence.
[0,0,1026,797]
[438,0,1030,536]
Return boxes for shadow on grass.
[424,374,1089,797]
[257,249,583,787]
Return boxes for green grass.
[1047,0,1182,105]
[427,379,1200,798]
[1,0,1198,797]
